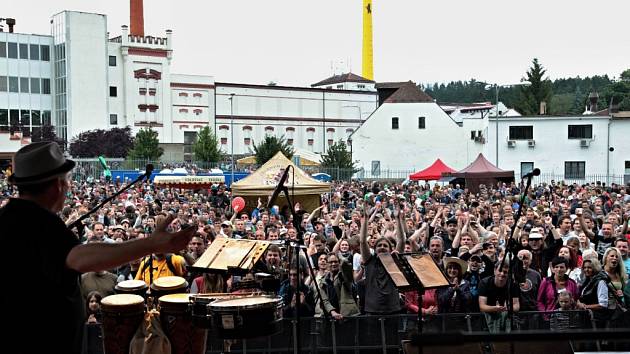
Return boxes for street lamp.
[228,93,235,208]
[487,82,531,167]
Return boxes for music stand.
[378,252,450,336]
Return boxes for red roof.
[409,159,456,181]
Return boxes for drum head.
[190,293,233,304]
[101,294,145,308]
[210,295,281,310]
[116,280,147,291]
[152,276,187,290]
[159,293,191,304]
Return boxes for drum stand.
[268,166,330,354]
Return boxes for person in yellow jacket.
[135,253,187,285]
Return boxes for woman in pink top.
[537,256,580,312]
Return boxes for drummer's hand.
[331,311,343,321]
[87,314,98,324]
[150,214,195,254]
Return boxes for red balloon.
[232,197,246,212]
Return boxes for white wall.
[215,84,377,155]
[484,115,611,176]
[609,119,630,177]
[352,102,467,172]
[63,12,109,139]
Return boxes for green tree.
[516,58,553,115]
[599,70,630,111]
[192,126,222,163]
[127,128,163,160]
[253,135,294,165]
[320,140,357,180]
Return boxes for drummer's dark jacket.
[1,198,84,354]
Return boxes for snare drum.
[189,293,239,328]
[158,293,207,354]
[150,276,188,299]
[209,295,283,338]
[101,294,145,354]
[115,279,148,298]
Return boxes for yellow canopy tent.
[231,152,330,212]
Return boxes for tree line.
[423,59,630,115]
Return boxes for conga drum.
[101,294,145,354]
[150,276,188,300]
[158,293,207,354]
[209,295,283,338]
[115,279,148,298]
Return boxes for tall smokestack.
[130,0,144,37]
[362,0,374,81]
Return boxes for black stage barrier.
[85,310,630,354]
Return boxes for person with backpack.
[135,252,187,285]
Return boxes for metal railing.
[67,158,630,185]
[84,310,630,354]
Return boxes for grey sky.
[6,0,630,87]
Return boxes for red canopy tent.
[409,159,456,181]
[442,153,514,193]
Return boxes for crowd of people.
[2,160,630,336]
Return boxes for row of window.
[217,137,338,146]
[217,125,352,133]
[0,76,51,94]
[0,109,52,128]
[520,161,586,179]
[0,41,51,61]
[391,117,426,130]
[509,124,593,140]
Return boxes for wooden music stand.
[378,252,450,334]
[190,238,271,275]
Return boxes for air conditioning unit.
[528,140,536,147]
[580,139,590,148]
[507,140,516,148]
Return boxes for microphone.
[267,166,291,209]
[144,164,154,181]
[522,168,540,179]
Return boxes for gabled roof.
[375,82,411,89]
[409,159,456,181]
[382,81,434,103]
[311,72,374,87]
[232,152,330,196]
[457,153,506,173]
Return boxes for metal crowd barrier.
[84,311,630,354]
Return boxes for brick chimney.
[130,0,144,36]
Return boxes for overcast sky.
[7,0,630,87]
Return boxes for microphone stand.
[267,165,330,354]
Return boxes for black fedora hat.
[8,142,75,185]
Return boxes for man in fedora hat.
[1,142,195,354]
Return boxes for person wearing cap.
[1,142,195,354]
[220,220,234,238]
[437,257,472,314]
